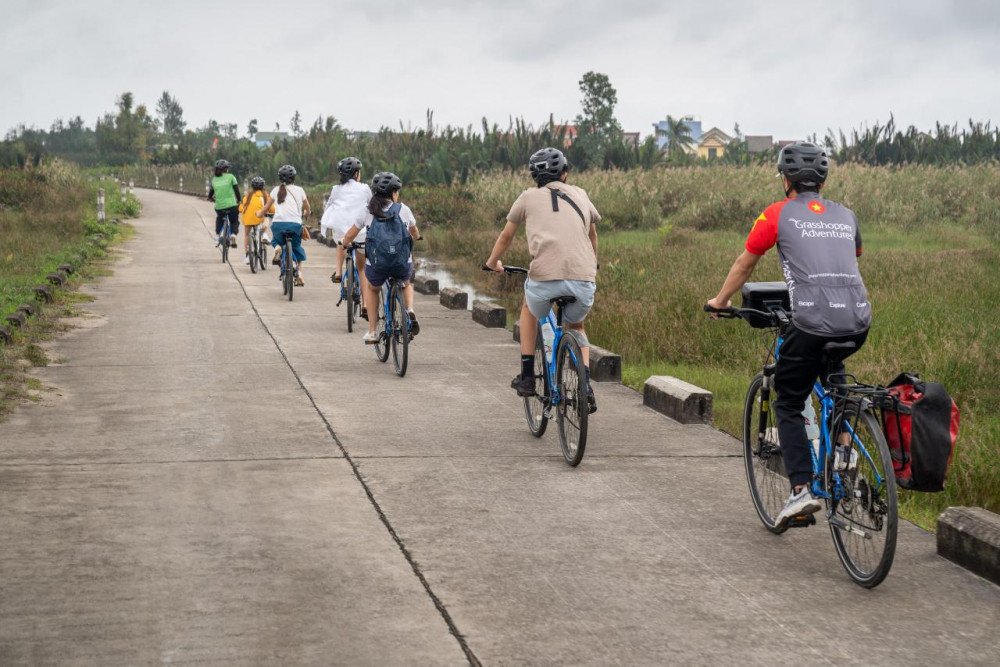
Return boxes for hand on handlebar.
[483,259,504,273]
[704,298,734,320]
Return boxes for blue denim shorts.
[524,278,595,323]
[365,262,413,287]
[270,222,306,262]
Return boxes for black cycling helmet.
[371,171,402,196]
[214,159,230,170]
[277,164,297,184]
[338,157,363,179]
[777,141,829,188]
[529,147,569,186]
[250,176,265,189]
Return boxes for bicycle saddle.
[822,341,857,354]
[551,296,577,307]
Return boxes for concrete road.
[1,189,998,666]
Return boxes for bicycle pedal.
[787,514,817,528]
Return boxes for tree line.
[2,75,997,184]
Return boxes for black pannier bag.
[880,372,960,492]
[741,282,790,328]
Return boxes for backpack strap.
[376,202,402,221]
[549,188,587,226]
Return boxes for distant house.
[555,125,579,147]
[745,135,774,154]
[349,130,379,141]
[698,127,732,159]
[652,115,702,151]
[254,131,289,148]
[623,132,640,148]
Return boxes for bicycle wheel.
[826,406,898,588]
[249,231,258,274]
[259,236,268,271]
[555,331,587,466]
[742,372,790,534]
[345,256,355,333]
[221,228,229,263]
[390,282,408,377]
[524,323,549,437]
[373,286,390,363]
[284,240,294,301]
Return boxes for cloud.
[2,0,998,142]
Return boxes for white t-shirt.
[270,184,308,223]
[321,180,372,242]
[357,202,417,266]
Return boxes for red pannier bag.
[881,373,960,492]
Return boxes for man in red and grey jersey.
[706,141,871,528]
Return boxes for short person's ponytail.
[278,184,287,205]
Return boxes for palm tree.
[657,115,696,159]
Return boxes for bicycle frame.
[340,245,362,304]
[381,278,411,338]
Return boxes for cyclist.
[705,141,871,529]
[257,164,310,287]
[340,171,421,344]
[321,156,373,318]
[238,176,274,264]
[485,147,600,413]
[208,159,241,248]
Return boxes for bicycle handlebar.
[482,264,528,275]
[703,303,790,326]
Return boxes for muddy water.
[414,259,483,310]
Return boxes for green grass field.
[381,166,1000,530]
[0,161,135,419]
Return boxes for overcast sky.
[4,0,999,141]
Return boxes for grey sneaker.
[775,486,822,529]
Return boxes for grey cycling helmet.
[338,157,363,179]
[250,176,265,189]
[529,147,568,186]
[371,171,402,195]
[214,159,230,170]
[777,141,829,187]
[277,164,297,184]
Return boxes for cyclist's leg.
[401,263,419,335]
[829,328,871,447]
[362,264,386,335]
[227,207,240,246]
[214,209,226,240]
[773,324,825,491]
[333,243,345,280]
[243,223,252,253]
[559,280,596,366]
[356,249,368,313]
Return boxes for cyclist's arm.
[302,196,311,219]
[256,194,275,219]
[341,224,360,246]
[709,250,762,309]
[486,221,518,271]
[409,224,420,241]
[588,222,598,261]
[232,184,242,206]
[207,185,215,202]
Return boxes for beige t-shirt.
[506,182,600,282]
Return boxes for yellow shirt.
[239,190,274,226]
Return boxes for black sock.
[521,355,534,378]
[585,366,591,384]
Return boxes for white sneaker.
[363,331,378,345]
[215,235,222,246]
[775,486,822,529]
[262,234,270,243]
[244,253,250,265]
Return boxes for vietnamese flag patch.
[808,201,825,214]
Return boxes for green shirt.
[212,173,239,209]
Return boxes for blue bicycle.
[707,288,897,588]
[372,274,412,377]
[487,265,590,466]
[336,241,364,332]
[276,232,296,301]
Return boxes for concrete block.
[16,303,38,318]
[472,300,506,328]
[46,272,67,286]
[938,506,1000,586]
[412,275,439,295]
[0,325,10,345]
[643,375,713,425]
[5,311,27,328]
[590,345,622,383]
[513,321,521,342]
[440,287,468,310]
[33,285,53,303]
[325,236,337,248]
[57,263,75,275]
